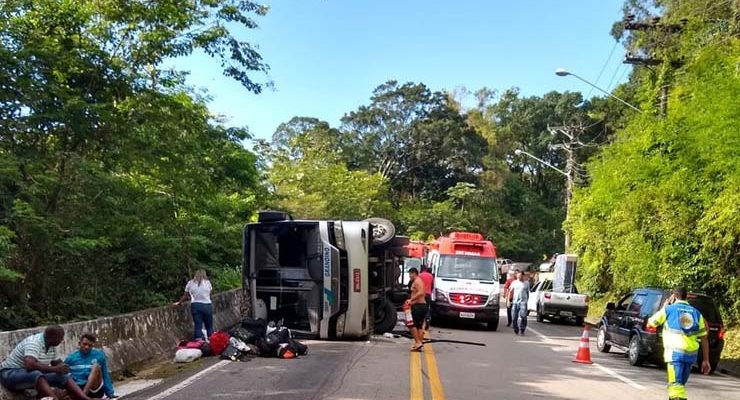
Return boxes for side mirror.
[606,302,616,311]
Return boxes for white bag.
[174,348,203,363]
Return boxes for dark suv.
[596,288,725,373]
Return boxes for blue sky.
[176,0,630,141]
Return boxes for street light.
[555,68,643,113]
[514,148,572,250]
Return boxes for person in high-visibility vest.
[647,287,711,400]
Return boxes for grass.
[722,325,740,361]
[585,294,617,325]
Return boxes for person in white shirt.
[509,270,530,336]
[174,270,213,340]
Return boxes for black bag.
[230,327,257,345]
[288,338,308,356]
[265,327,291,347]
[199,342,213,357]
[241,317,267,338]
[255,337,278,357]
[277,343,297,359]
[220,344,242,361]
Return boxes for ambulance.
[427,232,501,330]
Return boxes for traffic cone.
[572,325,594,364]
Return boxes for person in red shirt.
[418,266,434,331]
[503,271,516,327]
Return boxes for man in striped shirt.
[0,326,92,400]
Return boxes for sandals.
[410,344,424,352]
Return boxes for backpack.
[209,331,230,356]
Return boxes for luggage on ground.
[220,344,241,361]
[241,317,267,338]
[175,348,202,363]
[209,331,230,356]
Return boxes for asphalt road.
[124,310,740,400]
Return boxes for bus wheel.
[373,298,398,334]
[365,218,396,246]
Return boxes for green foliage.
[341,81,487,202]
[269,86,601,261]
[570,36,740,320]
[265,117,393,220]
[210,265,243,292]
[0,0,268,329]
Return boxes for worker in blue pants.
[647,287,711,400]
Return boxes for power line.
[587,40,619,99]
[605,63,625,93]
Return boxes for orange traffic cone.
[572,325,594,364]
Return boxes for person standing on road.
[503,271,516,327]
[0,326,93,400]
[406,268,427,351]
[418,265,434,331]
[647,287,710,400]
[509,270,530,336]
[174,269,214,341]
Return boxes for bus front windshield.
[437,255,498,281]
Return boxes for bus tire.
[373,298,398,334]
[365,218,395,246]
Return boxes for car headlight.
[435,289,449,303]
[489,295,500,305]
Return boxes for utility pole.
[622,14,686,117]
[548,123,588,251]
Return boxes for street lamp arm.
[515,149,568,177]
[567,72,643,113]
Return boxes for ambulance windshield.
[437,255,498,281]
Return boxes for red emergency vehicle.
[427,232,501,330]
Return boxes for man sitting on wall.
[0,326,93,400]
[64,333,116,399]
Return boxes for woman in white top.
[174,270,213,340]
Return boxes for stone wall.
[1,289,244,399]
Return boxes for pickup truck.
[527,279,589,326]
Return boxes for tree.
[265,118,392,220]
[570,0,740,321]
[341,81,487,202]
[0,0,269,329]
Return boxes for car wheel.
[628,335,645,366]
[364,218,396,246]
[486,316,499,331]
[596,325,611,353]
[575,316,584,326]
[536,305,544,323]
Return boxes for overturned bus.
[242,211,409,339]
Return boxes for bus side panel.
[341,221,370,338]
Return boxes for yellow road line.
[410,348,424,400]
[424,332,447,400]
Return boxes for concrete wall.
[1,289,244,399]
